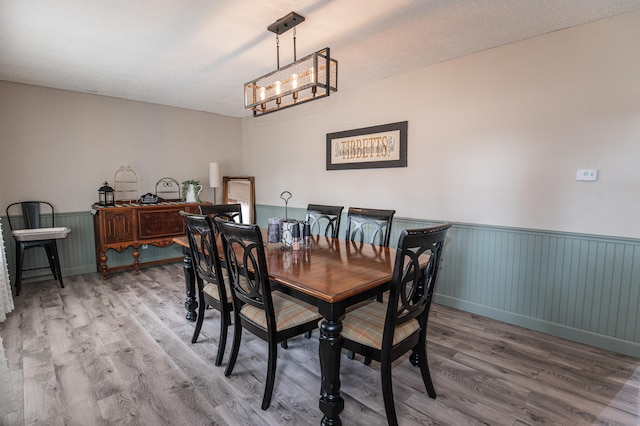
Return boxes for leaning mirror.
[223,176,255,224]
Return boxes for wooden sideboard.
[92,202,207,280]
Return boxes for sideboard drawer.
[137,209,184,239]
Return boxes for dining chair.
[215,218,322,410]
[199,203,243,224]
[5,201,70,296]
[341,223,451,426]
[306,204,344,238]
[345,207,396,316]
[344,207,396,247]
[180,211,233,366]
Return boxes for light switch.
[576,169,598,181]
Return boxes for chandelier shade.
[245,48,337,116]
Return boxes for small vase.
[185,184,202,203]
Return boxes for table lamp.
[209,162,221,204]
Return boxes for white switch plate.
[576,169,598,181]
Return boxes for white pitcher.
[185,184,202,203]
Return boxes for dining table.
[174,231,397,425]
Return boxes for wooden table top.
[174,233,395,304]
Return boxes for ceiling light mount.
[244,11,338,117]
[267,11,305,35]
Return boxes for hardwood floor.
[0,264,638,425]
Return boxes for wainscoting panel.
[255,204,640,356]
[4,208,637,356]
[2,211,183,282]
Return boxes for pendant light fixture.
[244,12,338,117]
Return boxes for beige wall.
[242,11,640,239]
[0,83,242,212]
[2,11,638,239]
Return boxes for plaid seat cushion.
[202,270,233,303]
[240,292,322,332]
[341,301,419,350]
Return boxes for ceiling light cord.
[276,34,280,69]
[276,26,297,69]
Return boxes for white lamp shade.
[209,163,221,188]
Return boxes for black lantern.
[98,181,115,207]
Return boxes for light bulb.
[291,74,298,90]
[275,81,281,95]
[310,67,317,95]
[259,87,266,101]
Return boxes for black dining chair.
[341,223,451,426]
[306,204,344,238]
[180,211,233,366]
[216,218,322,410]
[5,201,70,296]
[199,203,243,224]
[344,207,396,247]
[346,207,396,314]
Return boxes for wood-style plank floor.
[0,264,638,425]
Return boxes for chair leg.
[191,292,206,344]
[280,340,288,349]
[417,344,436,399]
[262,339,278,410]
[215,309,230,367]
[346,350,370,365]
[44,244,58,281]
[224,315,242,377]
[304,330,312,339]
[380,355,398,426]
[15,244,24,296]
[50,241,64,288]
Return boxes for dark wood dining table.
[174,232,396,425]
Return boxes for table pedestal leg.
[181,246,198,322]
[319,317,344,426]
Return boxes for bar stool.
[5,201,71,296]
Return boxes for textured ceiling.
[1,0,640,118]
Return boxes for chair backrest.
[5,201,55,230]
[200,203,243,225]
[345,207,396,247]
[215,219,276,330]
[306,204,344,238]
[383,223,451,347]
[180,211,226,291]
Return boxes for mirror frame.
[223,176,256,224]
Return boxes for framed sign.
[326,121,407,170]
